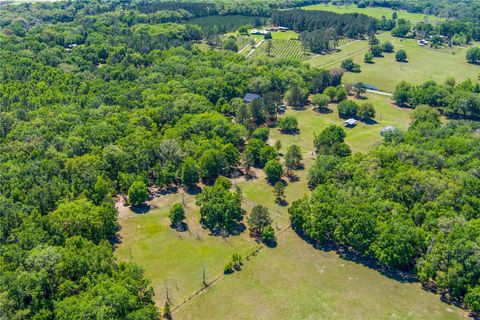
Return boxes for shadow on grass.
[363,118,378,125]
[292,227,474,312]
[171,221,189,232]
[185,185,202,195]
[293,227,416,283]
[131,203,152,214]
[314,107,333,114]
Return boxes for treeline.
[272,9,375,53]
[394,79,480,119]
[291,112,480,311]
[135,0,326,17]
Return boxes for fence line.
[170,224,292,314]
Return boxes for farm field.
[303,3,442,23]
[115,92,467,319]
[249,39,313,60]
[246,33,356,60]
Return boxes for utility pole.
[164,279,171,304]
[202,265,207,287]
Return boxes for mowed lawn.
[342,34,480,92]
[115,193,258,307]
[115,165,309,307]
[176,229,467,320]
[270,92,413,153]
[302,3,442,23]
[306,39,369,68]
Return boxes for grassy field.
[306,39,369,68]
[306,33,480,92]
[342,34,480,92]
[270,92,412,153]
[177,229,466,320]
[303,3,442,23]
[114,92,469,319]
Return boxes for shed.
[344,118,357,127]
[244,93,260,103]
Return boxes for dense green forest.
[0,1,335,318]
[1,0,480,318]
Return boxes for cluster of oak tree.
[394,78,480,118]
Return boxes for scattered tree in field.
[340,58,361,73]
[370,44,383,57]
[264,159,283,184]
[128,180,148,207]
[338,100,358,119]
[224,252,243,274]
[261,225,276,246]
[357,102,376,121]
[278,116,298,133]
[395,49,407,62]
[273,181,286,204]
[169,203,186,230]
[196,177,242,235]
[368,34,379,45]
[353,82,366,99]
[466,47,480,64]
[284,144,302,175]
[313,125,351,157]
[285,86,308,109]
[364,51,374,63]
[248,204,272,238]
[311,93,330,112]
[382,41,394,53]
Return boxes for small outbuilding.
[344,118,357,127]
[243,93,261,103]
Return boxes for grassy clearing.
[176,229,466,320]
[115,192,258,307]
[116,93,466,319]
[303,3,442,23]
[271,92,412,153]
[306,39,369,68]
[306,33,480,92]
[341,34,480,92]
